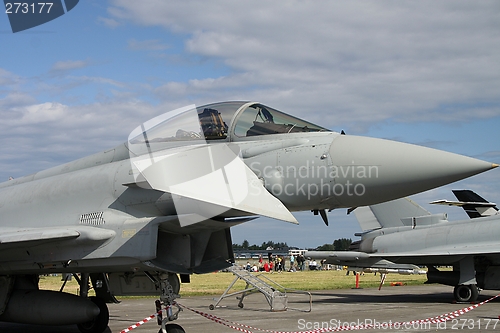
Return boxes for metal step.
[209,264,311,312]
[228,265,284,298]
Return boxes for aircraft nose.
[328,135,497,207]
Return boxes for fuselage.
[357,214,500,266]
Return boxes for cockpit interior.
[130,101,328,148]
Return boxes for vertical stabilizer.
[430,190,498,219]
[353,206,381,232]
[452,190,499,218]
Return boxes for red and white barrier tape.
[120,311,160,333]
[120,294,499,333]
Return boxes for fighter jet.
[307,190,500,303]
[0,101,496,333]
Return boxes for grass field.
[39,268,427,297]
[180,269,427,296]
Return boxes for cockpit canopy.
[202,101,328,140]
[129,101,329,152]
[230,102,328,138]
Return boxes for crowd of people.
[242,254,329,272]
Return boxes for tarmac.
[1,284,500,332]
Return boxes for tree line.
[232,240,289,251]
[232,238,352,251]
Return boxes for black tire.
[77,297,109,333]
[158,323,185,333]
[209,304,215,310]
[454,284,479,303]
[238,303,244,308]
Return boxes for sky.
[1,0,499,249]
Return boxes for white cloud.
[49,60,90,76]
[22,102,67,123]
[0,68,21,87]
[0,92,36,110]
[97,16,121,28]
[127,39,170,51]
[0,96,167,179]
[51,60,88,72]
[105,0,500,130]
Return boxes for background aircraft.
[307,190,500,303]
[0,101,496,333]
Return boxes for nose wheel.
[159,323,186,333]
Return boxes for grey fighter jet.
[307,190,500,303]
[0,101,496,333]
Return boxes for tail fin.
[453,190,498,218]
[430,190,498,218]
[354,197,431,231]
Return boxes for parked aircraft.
[307,190,500,303]
[0,101,496,333]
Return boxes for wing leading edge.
[0,226,115,250]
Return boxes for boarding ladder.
[209,265,312,312]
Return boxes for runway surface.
[1,284,500,332]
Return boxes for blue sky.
[1,0,499,248]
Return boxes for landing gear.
[454,284,479,303]
[146,272,184,333]
[451,257,479,303]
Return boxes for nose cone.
[329,135,497,207]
